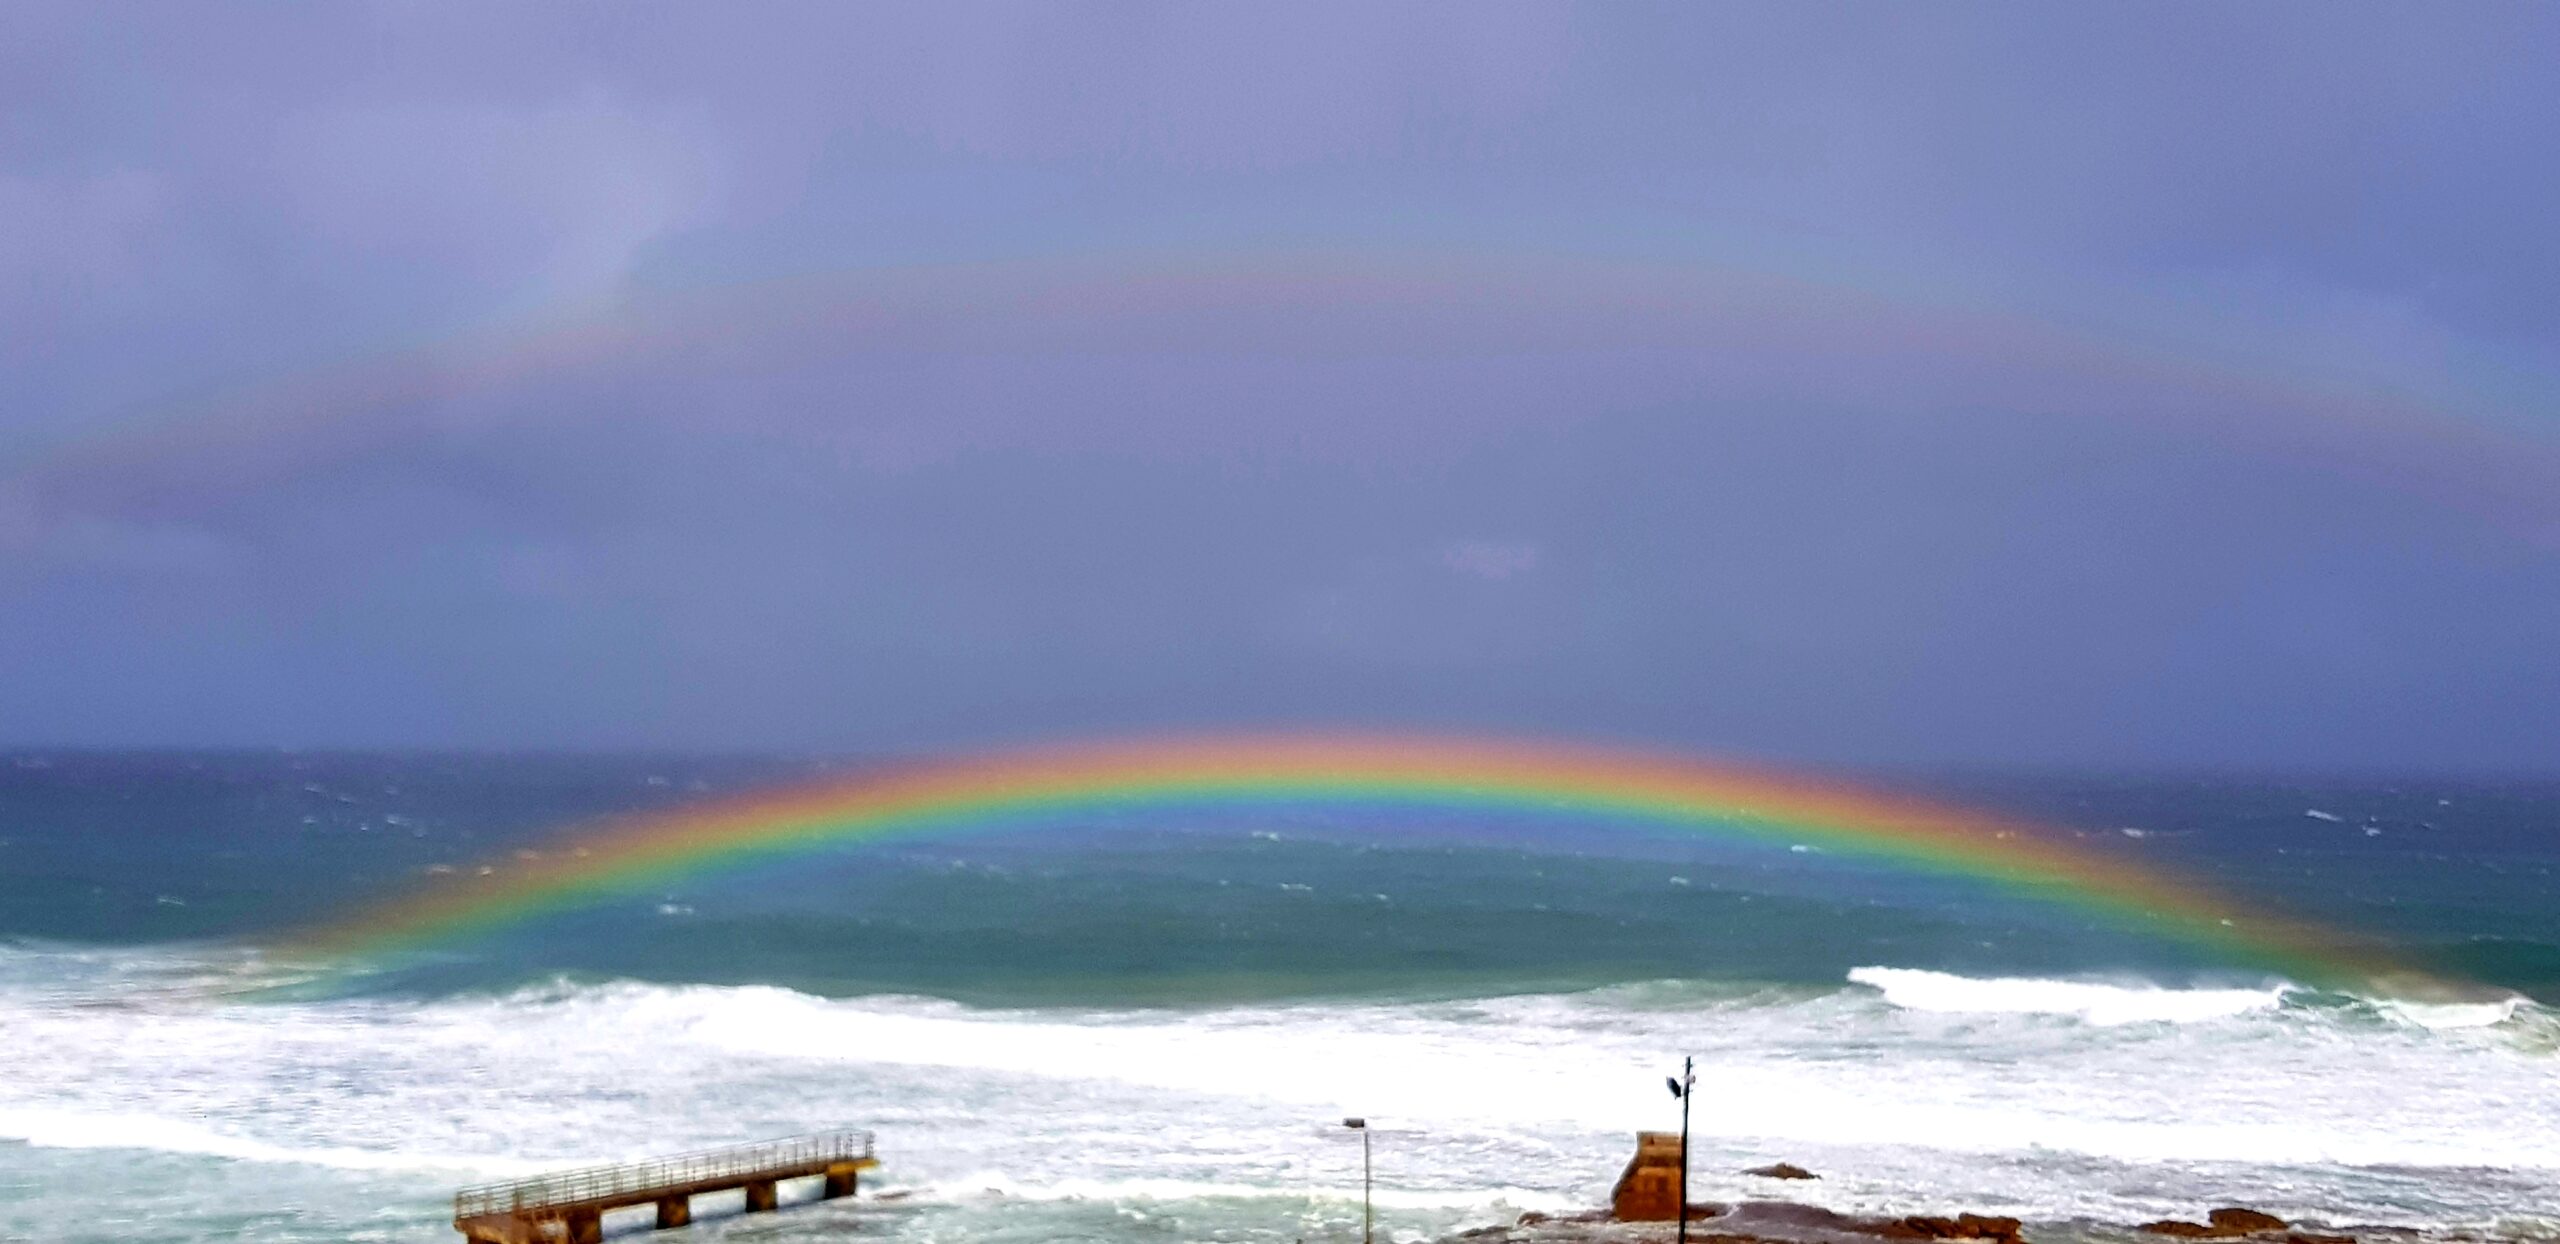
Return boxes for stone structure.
[1610,1131,1686,1222]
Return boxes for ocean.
[1,751,2555,1243]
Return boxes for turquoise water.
[2,753,2556,1242]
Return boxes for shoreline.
[1434,1148,2504,1244]
[1447,1199,2457,1244]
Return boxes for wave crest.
[1847,966,2290,1025]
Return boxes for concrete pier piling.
[453,1130,877,1243]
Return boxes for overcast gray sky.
[3,3,2556,770]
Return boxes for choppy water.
[1,753,2556,1243]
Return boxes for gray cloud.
[2,1,2556,770]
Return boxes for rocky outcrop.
[1451,1211,1601,1239]
[2137,1208,2341,1242]
[2211,1209,2290,1234]
[1742,1163,1818,1180]
[1466,1201,2034,1244]
[1885,1214,2025,1243]
[1460,1144,2385,1244]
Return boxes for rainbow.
[10,246,2558,552]
[295,732,2433,990]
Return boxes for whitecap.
[2377,996,2526,1030]
[0,1105,547,1176]
[1847,966,2288,1025]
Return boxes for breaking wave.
[1847,966,2290,1025]
[1,945,2555,1238]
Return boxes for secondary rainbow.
[13,245,2556,551]
[294,732,2426,989]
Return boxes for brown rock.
[1743,1162,1819,1180]
[2209,1209,2289,1234]
[1700,1203,2023,1244]
[1725,1201,1866,1234]
[2285,1234,2353,1244]
[2139,1222,2220,1238]
[1955,1214,2023,1241]
[1888,1215,2020,1240]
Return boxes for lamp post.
[1342,1117,1371,1244]
[1666,1057,1695,1244]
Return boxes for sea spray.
[1846,966,2291,1025]
[4,756,2557,1243]
[2,944,2555,1242]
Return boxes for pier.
[453,1130,878,1243]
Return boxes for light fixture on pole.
[1342,1117,1371,1244]
[1665,1057,1695,1244]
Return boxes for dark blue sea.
[2,751,2556,1242]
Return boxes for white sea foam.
[2378,995,2527,1030]
[0,1105,546,1175]
[1846,966,2289,1025]
[0,945,2555,1239]
[922,1171,1580,1213]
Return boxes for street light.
[1666,1057,1695,1244]
[1342,1117,1371,1244]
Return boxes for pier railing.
[454,1130,874,1220]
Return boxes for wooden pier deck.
[453,1130,878,1243]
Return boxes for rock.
[1513,1209,1607,1228]
[1743,1163,1819,1180]
[1882,1214,2024,1242]
[2209,1209,2289,1234]
[2141,1210,2290,1240]
[1723,1201,1867,1235]
[2285,1234,2353,1244]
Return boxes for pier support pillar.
[822,1162,861,1200]
[563,1209,604,1244]
[655,1196,692,1228]
[744,1179,779,1213]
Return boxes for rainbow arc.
[292,732,2445,994]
